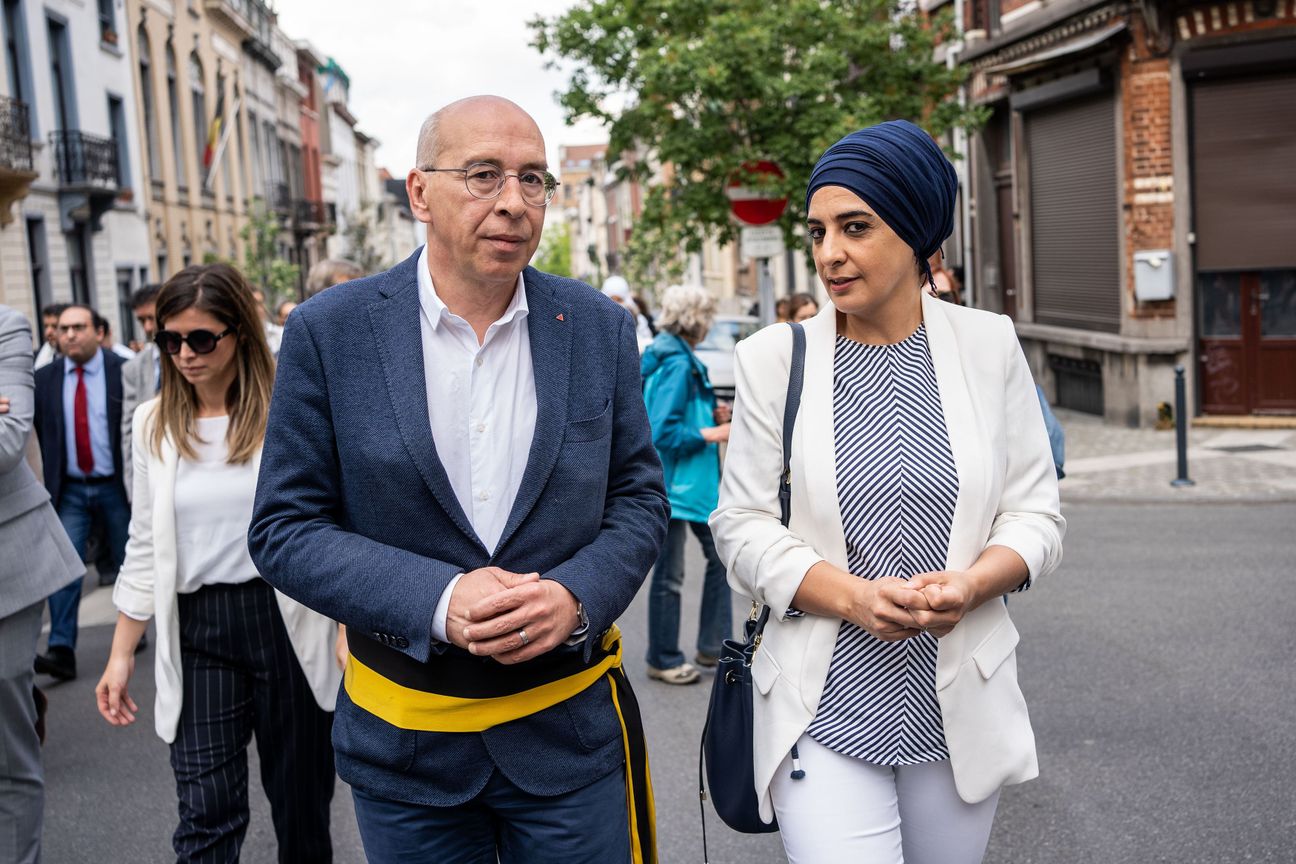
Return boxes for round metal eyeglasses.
[419,162,560,207]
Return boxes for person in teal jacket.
[641,285,733,684]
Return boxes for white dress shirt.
[416,246,537,641]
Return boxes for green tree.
[533,219,574,278]
[240,199,300,306]
[531,0,983,282]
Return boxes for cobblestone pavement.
[1055,409,1296,503]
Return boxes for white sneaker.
[646,662,701,685]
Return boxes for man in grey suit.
[119,284,161,499]
[0,305,84,864]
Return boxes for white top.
[33,341,58,369]
[173,415,261,593]
[415,246,537,641]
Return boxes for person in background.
[121,285,162,500]
[711,120,1064,863]
[31,305,131,679]
[774,296,792,324]
[930,250,962,305]
[0,305,84,864]
[33,304,67,370]
[632,294,658,336]
[1036,386,1065,479]
[276,300,297,327]
[603,275,654,350]
[641,284,732,685]
[98,314,136,362]
[95,264,340,863]
[250,288,282,354]
[304,259,364,299]
[787,292,820,323]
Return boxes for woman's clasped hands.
[847,570,978,641]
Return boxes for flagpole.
[203,96,241,192]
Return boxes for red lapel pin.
[556,313,565,321]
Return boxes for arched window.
[137,26,161,182]
[166,46,186,189]
[188,53,206,185]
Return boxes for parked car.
[694,314,759,403]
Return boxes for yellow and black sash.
[346,626,657,863]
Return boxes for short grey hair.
[415,112,439,169]
[658,284,716,344]
[305,259,364,298]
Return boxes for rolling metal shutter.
[1191,71,1296,270]
[1026,93,1121,332]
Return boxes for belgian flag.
[203,87,225,170]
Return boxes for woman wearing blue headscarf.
[710,121,1065,862]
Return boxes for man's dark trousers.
[352,765,630,863]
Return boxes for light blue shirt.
[62,350,114,479]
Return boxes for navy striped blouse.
[806,323,958,765]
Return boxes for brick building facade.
[958,0,1295,424]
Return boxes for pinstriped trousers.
[171,579,335,864]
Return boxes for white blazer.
[710,293,1065,822]
[113,400,341,744]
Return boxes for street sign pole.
[729,161,789,328]
[758,257,775,327]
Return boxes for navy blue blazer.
[32,347,127,509]
[249,251,669,804]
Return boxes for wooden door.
[1199,270,1296,414]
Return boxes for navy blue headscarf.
[805,120,958,291]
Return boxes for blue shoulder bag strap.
[779,321,807,527]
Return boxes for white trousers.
[770,735,1000,864]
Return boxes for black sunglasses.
[154,326,235,356]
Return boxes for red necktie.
[74,366,94,475]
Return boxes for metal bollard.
[1171,365,1195,487]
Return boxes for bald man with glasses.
[250,96,668,863]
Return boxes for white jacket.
[114,400,341,743]
[710,294,1065,822]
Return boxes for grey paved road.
[39,503,1296,862]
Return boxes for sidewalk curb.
[1061,492,1296,505]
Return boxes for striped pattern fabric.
[171,578,335,863]
[806,324,958,765]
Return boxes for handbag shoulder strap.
[777,321,806,529]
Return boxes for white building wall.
[325,106,357,259]
[0,0,149,339]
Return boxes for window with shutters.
[1025,93,1121,332]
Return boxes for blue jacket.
[641,331,720,523]
[248,250,669,804]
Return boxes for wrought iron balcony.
[267,181,291,214]
[294,198,326,229]
[1,96,33,174]
[50,130,120,189]
[0,96,36,226]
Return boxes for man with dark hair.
[31,305,130,680]
[97,314,135,362]
[120,285,162,498]
[32,304,67,371]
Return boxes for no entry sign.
[727,161,788,226]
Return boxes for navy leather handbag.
[699,322,805,844]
